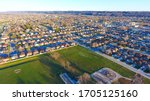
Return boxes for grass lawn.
[57,46,150,83]
[57,46,135,77]
[0,54,66,84]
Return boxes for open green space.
[0,46,150,84]
[0,55,66,84]
[57,46,135,77]
[57,46,150,84]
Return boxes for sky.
[0,0,149,12]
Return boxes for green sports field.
[52,46,150,84]
[0,55,66,84]
[0,46,150,84]
[57,46,135,77]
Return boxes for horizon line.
[0,10,150,12]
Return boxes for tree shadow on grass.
[39,73,64,84]
[38,55,67,82]
[69,61,86,74]
[16,77,25,84]
[16,76,46,84]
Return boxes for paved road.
[125,47,150,56]
[76,42,150,80]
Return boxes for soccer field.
[0,55,66,84]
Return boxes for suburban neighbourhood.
[0,12,150,84]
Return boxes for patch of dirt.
[113,77,132,84]
[14,69,21,74]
